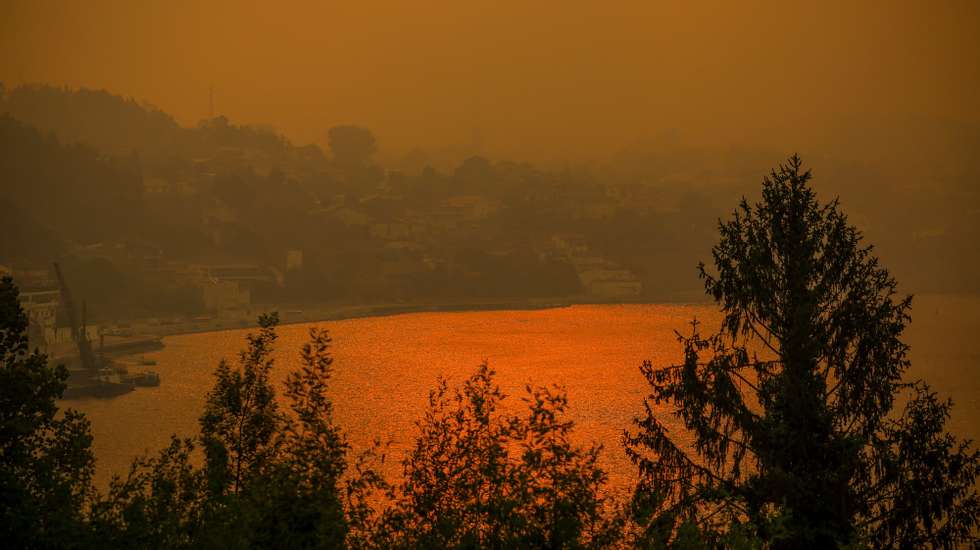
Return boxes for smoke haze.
[3,1,978,165]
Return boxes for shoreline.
[46,296,713,364]
[130,295,715,340]
[101,290,978,346]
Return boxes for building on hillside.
[441,195,501,220]
[571,257,643,300]
[201,280,251,314]
[170,263,267,315]
[551,234,590,258]
[370,222,415,241]
[198,264,277,285]
[19,288,61,331]
[331,206,372,227]
[43,325,100,347]
[588,278,643,299]
[3,266,61,341]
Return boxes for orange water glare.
[66,304,718,494]
[64,297,980,498]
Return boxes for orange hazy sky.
[2,1,978,162]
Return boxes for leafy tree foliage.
[625,155,979,547]
[199,313,282,499]
[90,437,203,548]
[250,326,349,548]
[369,363,615,549]
[0,276,96,548]
[93,315,351,548]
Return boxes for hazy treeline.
[1,84,978,324]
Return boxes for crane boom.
[52,262,97,372]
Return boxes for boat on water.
[109,362,161,387]
[62,362,160,398]
[125,370,161,386]
[63,367,134,399]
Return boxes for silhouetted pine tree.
[624,155,979,548]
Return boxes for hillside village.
[2,84,977,344]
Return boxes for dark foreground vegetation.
[2,157,978,548]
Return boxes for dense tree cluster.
[366,364,615,548]
[0,279,613,548]
[0,276,96,548]
[90,314,350,548]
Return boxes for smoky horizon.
[2,1,979,169]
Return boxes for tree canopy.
[625,155,979,547]
[0,276,96,548]
[367,364,615,549]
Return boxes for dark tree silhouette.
[0,276,96,548]
[369,364,615,549]
[94,316,352,548]
[251,326,349,548]
[199,313,282,499]
[90,436,203,548]
[625,155,979,547]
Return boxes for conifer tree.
[625,155,979,548]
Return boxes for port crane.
[52,262,98,372]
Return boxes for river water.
[63,297,980,495]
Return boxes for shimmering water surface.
[64,298,980,494]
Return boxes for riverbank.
[128,298,579,338]
[46,294,711,365]
[130,292,715,338]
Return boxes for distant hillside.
[1,84,182,157]
[0,84,326,173]
[0,82,976,316]
[0,114,208,318]
[0,115,144,250]
[0,198,63,262]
